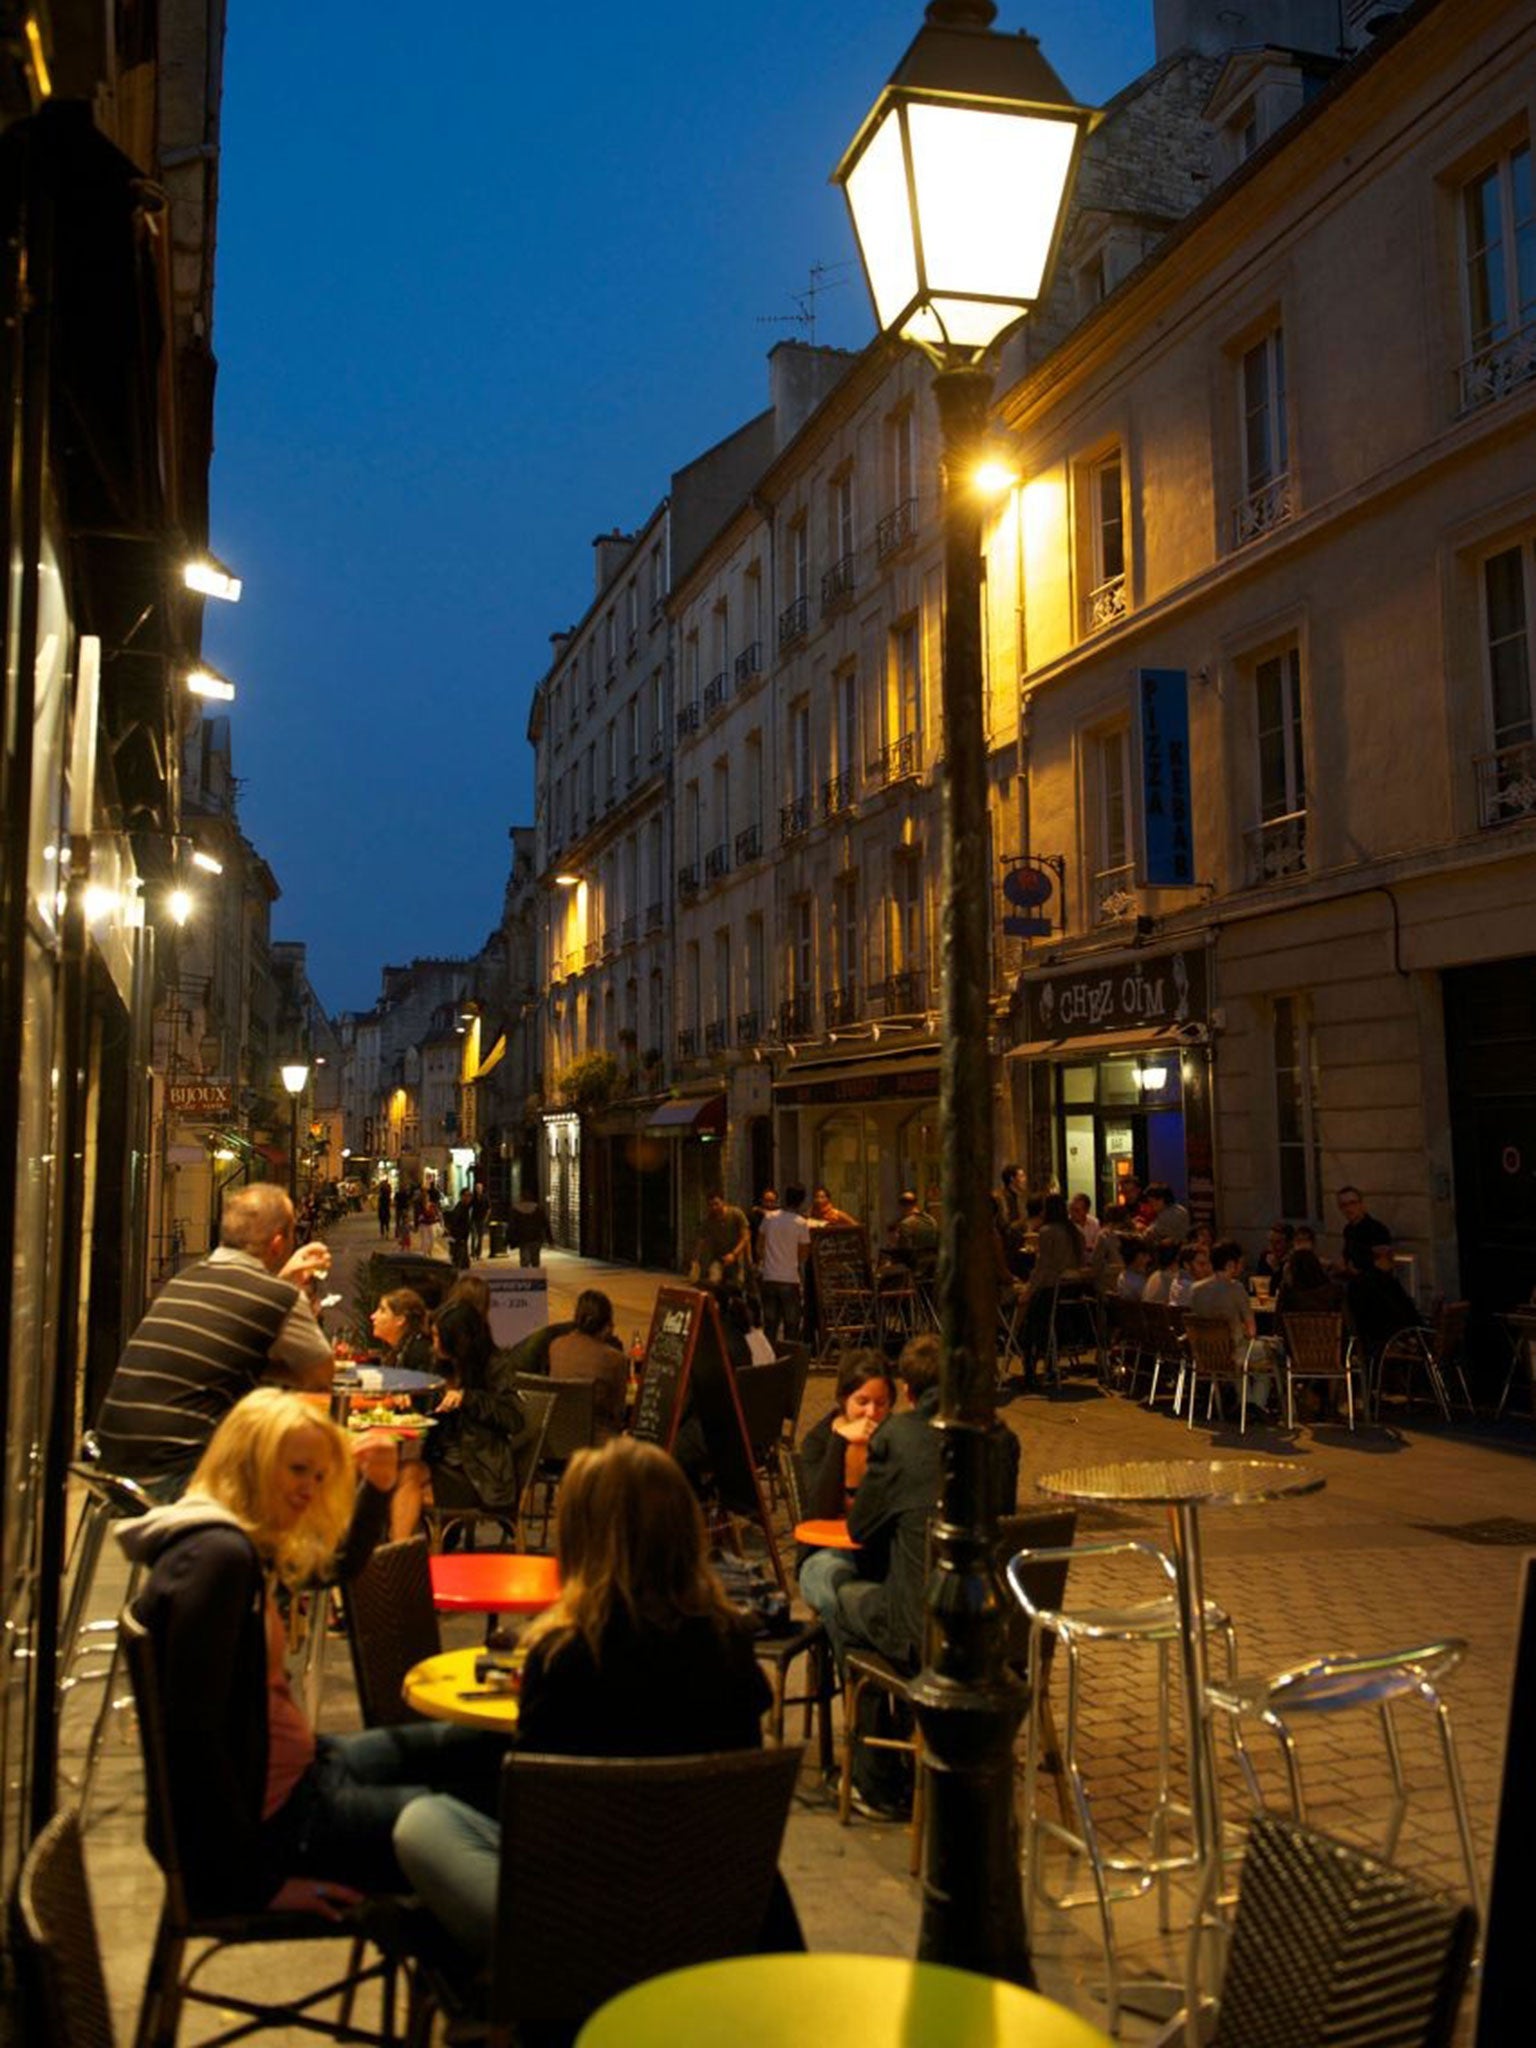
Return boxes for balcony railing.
[675,701,700,738]
[676,1027,699,1060]
[1231,472,1293,548]
[736,1010,760,1046]
[583,940,600,968]
[644,900,664,932]
[734,642,763,685]
[676,862,700,897]
[1458,321,1536,413]
[876,497,918,561]
[704,671,730,717]
[778,595,810,651]
[601,928,619,957]
[823,770,855,819]
[704,1019,729,1054]
[1085,573,1127,634]
[1092,862,1137,924]
[825,985,859,1029]
[779,795,811,844]
[621,914,637,945]
[1476,737,1536,828]
[648,730,664,760]
[820,553,856,613]
[874,969,926,1015]
[734,822,762,865]
[626,627,638,661]
[704,842,731,883]
[779,993,814,1039]
[1244,810,1308,884]
[876,731,921,786]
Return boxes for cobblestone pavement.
[61,1224,1533,2040]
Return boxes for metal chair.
[1280,1309,1365,1430]
[1208,1814,1476,2047]
[1206,1638,1484,1928]
[1141,1299,1189,1410]
[425,1382,555,1553]
[58,1447,154,1812]
[16,1807,116,2047]
[341,1536,441,1726]
[1371,1303,1474,1424]
[1182,1315,1266,1432]
[1007,1534,1243,2038]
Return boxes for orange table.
[429,1552,561,1615]
[792,1518,857,1550]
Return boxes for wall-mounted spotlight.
[167,887,194,927]
[186,665,237,702]
[190,849,224,875]
[183,553,243,603]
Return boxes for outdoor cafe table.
[792,1518,858,1550]
[1034,1458,1324,2041]
[328,1362,446,1426]
[402,1647,522,1732]
[576,1954,1114,2048]
[429,1552,561,1616]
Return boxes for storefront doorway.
[1445,957,1536,1313]
[1057,1053,1187,1212]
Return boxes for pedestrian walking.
[757,1184,810,1344]
[376,1180,392,1238]
[468,1179,489,1261]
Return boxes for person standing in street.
[445,1189,474,1270]
[757,1185,811,1344]
[691,1190,751,1290]
[376,1180,392,1239]
[468,1180,489,1261]
[94,1184,333,1494]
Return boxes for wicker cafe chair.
[120,1608,402,2048]
[1279,1310,1364,1431]
[1182,1316,1264,1432]
[17,1807,116,2048]
[341,1536,441,1726]
[516,1374,597,1549]
[1207,1814,1476,2048]
[423,1384,556,1555]
[488,1746,802,2045]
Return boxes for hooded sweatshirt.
[118,1484,387,1915]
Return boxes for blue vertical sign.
[1136,668,1195,887]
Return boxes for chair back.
[1280,1311,1345,1375]
[783,1448,812,1527]
[996,1510,1077,1668]
[118,1607,191,1924]
[1184,1316,1238,1377]
[512,1386,556,1492]
[1212,1814,1475,2048]
[733,1360,793,1465]
[16,1808,116,2048]
[774,1343,812,1440]
[516,1373,597,1465]
[493,1746,802,2030]
[68,1461,153,1520]
[341,1537,441,1725]
[1434,1300,1470,1359]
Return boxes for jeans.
[395,1793,500,1957]
[759,1281,802,1345]
[796,1546,859,1631]
[265,1723,502,1894]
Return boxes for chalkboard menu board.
[630,1285,784,1589]
[808,1225,873,1308]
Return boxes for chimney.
[592,528,634,597]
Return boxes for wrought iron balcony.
[648,730,664,760]
[778,795,811,844]
[676,862,700,897]
[735,1010,760,1046]
[823,770,855,819]
[621,914,637,945]
[877,732,921,786]
[734,822,762,866]
[1244,810,1308,884]
[734,642,763,685]
[704,1019,729,1054]
[1459,321,1536,413]
[650,596,667,626]
[820,554,856,613]
[1085,573,1127,634]
[704,842,731,884]
[874,969,926,1015]
[1231,472,1294,548]
[1092,862,1137,924]
[644,900,664,932]
[779,993,813,1039]
[704,671,730,717]
[625,627,638,661]
[583,940,600,968]
[875,497,917,561]
[605,655,617,683]
[601,928,618,957]
[675,701,700,738]
[778,595,810,651]
[676,1027,699,1060]
[825,985,859,1029]
[1476,737,1536,828]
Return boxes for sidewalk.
[65,1226,1533,2040]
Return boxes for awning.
[1006,1025,1186,1062]
[469,1032,506,1081]
[644,1094,727,1136]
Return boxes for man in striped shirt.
[94,1184,334,1492]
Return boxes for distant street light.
[280,1061,310,1202]
[834,0,1095,1987]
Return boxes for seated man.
[1145,1183,1192,1244]
[1188,1239,1281,1413]
[547,1289,627,1439]
[94,1183,332,1494]
[885,1190,939,1274]
[1346,1240,1425,1362]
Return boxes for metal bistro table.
[329,1363,446,1426]
[1034,1458,1324,2041]
[1495,1308,1536,1420]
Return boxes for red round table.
[429,1553,561,1615]
[792,1518,857,1551]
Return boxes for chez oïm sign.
[1018,946,1208,1046]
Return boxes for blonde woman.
[395,1437,801,1963]
[120,1387,501,1920]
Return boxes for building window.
[1090,725,1134,923]
[1085,451,1126,633]
[1459,142,1535,411]
[1477,541,1536,825]
[890,854,922,972]
[833,874,859,1009]
[791,517,809,603]
[1248,646,1307,882]
[1273,995,1322,1222]
[782,897,814,1037]
[1233,326,1291,545]
[790,698,811,801]
[886,616,922,778]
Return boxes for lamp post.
[280,1061,310,1203]
[834,0,1094,1985]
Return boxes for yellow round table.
[402,1647,522,1731]
[575,1954,1114,2047]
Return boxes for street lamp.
[280,1061,310,1202]
[834,0,1095,1986]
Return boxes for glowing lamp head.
[834,3,1097,364]
[186,666,237,702]
[554,872,582,888]
[1135,1063,1169,1092]
[972,455,1019,498]
[280,1062,310,1097]
[167,887,194,927]
[183,555,243,603]
[190,849,223,875]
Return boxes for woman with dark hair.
[1015,1193,1086,1392]
[795,1351,894,1631]
[394,1438,802,1967]
[391,1298,527,1539]
[368,1287,433,1374]
[1276,1246,1343,1317]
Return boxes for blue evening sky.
[203,2,1155,1014]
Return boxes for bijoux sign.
[166,1079,233,1117]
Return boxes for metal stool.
[59,1447,153,1810]
[1206,1639,1483,1926]
[1006,1538,1242,2037]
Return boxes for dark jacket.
[798,1411,851,1522]
[119,1483,389,1915]
[427,1344,528,1508]
[517,1610,769,1757]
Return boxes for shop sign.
[167,1078,233,1118]
[1136,668,1195,886]
[1000,854,1064,940]
[775,1065,939,1108]
[1021,947,1207,1044]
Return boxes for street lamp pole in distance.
[280,1061,310,1204]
